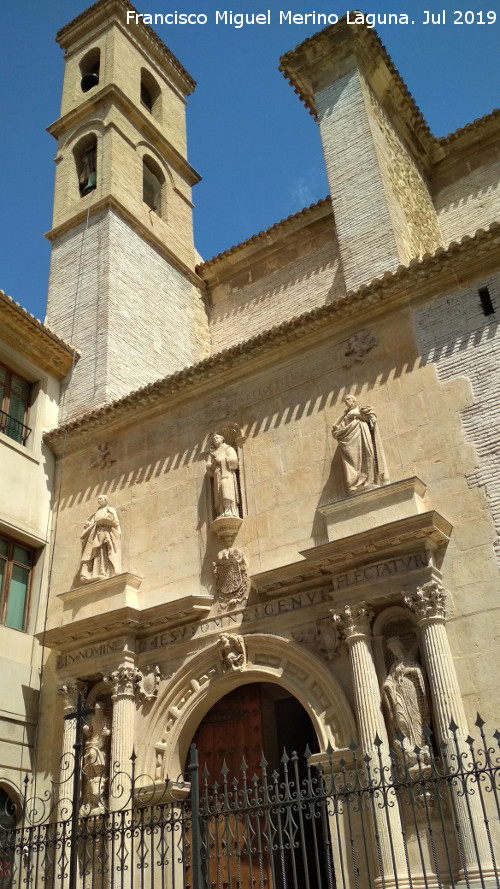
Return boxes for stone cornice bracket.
[404,580,447,624]
[104,665,142,700]
[332,601,374,641]
[58,680,88,712]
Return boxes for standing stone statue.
[80,703,111,815]
[382,636,430,752]
[331,394,389,494]
[206,433,240,517]
[80,494,121,583]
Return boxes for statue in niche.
[80,494,121,584]
[206,433,240,518]
[331,394,389,494]
[80,704,111,815]
[382,636,430,754]
[218,633,246,671]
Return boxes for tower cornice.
[47,82,201,187]
[56,0,195,97]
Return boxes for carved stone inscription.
[58,638,126,670]
[141,587,333,652]
[330,553,427,593]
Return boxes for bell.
[81,72,99,93]
[81,172,97,195]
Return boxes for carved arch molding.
[142,633,357,781]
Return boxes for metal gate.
[1,717,499,889]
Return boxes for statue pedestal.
[210,515,242,548]
[318,477,427,542]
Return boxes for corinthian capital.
[104,665,141,699]
[58,680,88,712]
[332,602,374,641]
[404,580,447,622]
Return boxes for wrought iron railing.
[1,717,499,889]
[0,410,31,446]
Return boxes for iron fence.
[1,716,499,889]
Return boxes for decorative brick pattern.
[413,274,500,562]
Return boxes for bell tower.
[45,0,210,419]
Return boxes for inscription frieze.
[330,552,427,593]
[58,637,126,670]
[140,587,333,652]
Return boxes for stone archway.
[141,633,356,782]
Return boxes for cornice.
[0,290,78,379]
[56,0,195,96]
[47,82,201,187]
[280,14,499,173]
[280,15,434,163]
[44,221,500,452]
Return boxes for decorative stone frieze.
[89,441,116,469]
[213,547,251,611]
[292,617,339,660]
[342,329,378,368]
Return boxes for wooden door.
[191,683,272,889]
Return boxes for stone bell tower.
[45,0,210,419]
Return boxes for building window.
[0,535,34,632]
[140,68,161,117]
[143,156,164,215]
[75,135,97,196]
[0,364,31,446]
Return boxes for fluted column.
[57,680,87,818]
[106,664,139,810]
[334,603,409,887]
[405,581,496,886]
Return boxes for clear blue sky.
[1,1,498,322]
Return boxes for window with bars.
[0,535,34,632]
[0,364,31,445]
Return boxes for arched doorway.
[190,681,319,780]
[188,682,332,889]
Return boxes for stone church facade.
[1,0,499,883]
